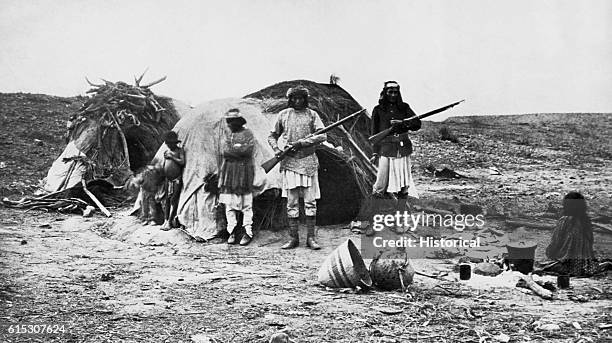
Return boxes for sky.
[1,0,611,119]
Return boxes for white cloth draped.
[373,156,419,197]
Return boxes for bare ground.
[1,206,611,343]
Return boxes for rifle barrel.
[314,108,366,135]
[367,100,465,145]
[415,99,464,120]
[261,108,366,173]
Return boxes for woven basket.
[317,239,372,288]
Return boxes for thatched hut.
[43,78,190,192]
[172,80,375,240]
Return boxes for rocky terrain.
[0,93,84,196]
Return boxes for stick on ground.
[519,274,553,300]
[81,180,111,217]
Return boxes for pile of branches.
[69,71,179,183]
[80,72,168,126]
[2,196,88,214]
[2,180,124,215]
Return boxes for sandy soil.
[1,205,611,343]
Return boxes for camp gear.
[506,241,538,274]
[557,275,570,289]
[317,239,372,288]
[459,264,472,280]
[369,255,415,290]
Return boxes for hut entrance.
[316,148,362,225]
[125,129,152,171]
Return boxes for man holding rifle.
[267,86,327,250]
[371,81,421,198]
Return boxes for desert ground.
[1,93,611,342]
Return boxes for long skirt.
[546,216,596,276]
[373,156,418,197]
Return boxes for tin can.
[557,275,570,289]
[459,264,471,280]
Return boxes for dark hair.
[163,131,180,144]
[562,191,588,217]
[378,84,409,111]
[288,94,309,109]
[226,117,246,126]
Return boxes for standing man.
[218,108,256,246]
[268,86,327,250]
[371,81,421,198]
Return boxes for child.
[130,165,165,225]
[545,191,596,276]
[160,131,185,231]
[218,108,255,246]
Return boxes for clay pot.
[369,255,415,290]
[163,159,182,180]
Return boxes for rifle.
[368,100,465,146]
[262,108,366,173]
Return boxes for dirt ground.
[1,206,611,343]
[1,93,612,342]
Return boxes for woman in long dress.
[545,191,596,276]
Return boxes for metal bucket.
[506,241,537,274]
[317,239,373,288]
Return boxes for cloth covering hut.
[168,80,375,240]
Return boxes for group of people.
[216,86,328,248]
[213,81,423,249]
[131,81,600,277]
[134,81,421,249]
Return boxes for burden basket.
[317,239,373,288]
